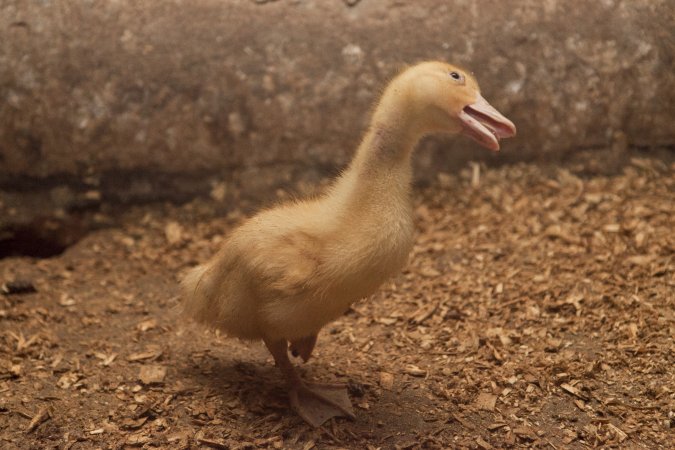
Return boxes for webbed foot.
[289,382,355,427]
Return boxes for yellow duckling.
[182,61,516,427]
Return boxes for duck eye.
[449,71,462,80]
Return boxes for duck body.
[182,61,516,427]
[183,140,415,341]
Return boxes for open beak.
[458,94,516,151]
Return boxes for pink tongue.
[458,94,516,151]
[467,106,516,139]
[459,111,500,151]
[466,95,516,137]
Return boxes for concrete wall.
[1,0,673,233]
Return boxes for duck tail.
[180,264,211,320]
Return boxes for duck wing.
[243,228,325,299]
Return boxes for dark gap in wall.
[0,229,70,258]
[0,218,86,259]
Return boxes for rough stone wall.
[0,0,673,230]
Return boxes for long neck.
[349,89,419,175]
[330,90,422,209]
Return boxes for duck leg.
[289,334,317,362]
[264,338,355,427]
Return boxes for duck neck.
[345,94,421,188]
[350,122,416,175]
[329,83,426,214]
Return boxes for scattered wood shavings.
[474,392,497,411]
[164,221,184,245]
[25,406,52,433]
[139,365,167,384]
[560,382,589,401]
[403,365,426,377]
[379,371,394,390]
[1,156,672,448]
[136,318,157,332]
[127,348,163,362]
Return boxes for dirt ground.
[1,154,673,449]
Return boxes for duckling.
[182,61,516,427]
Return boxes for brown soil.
[1,156,673,449]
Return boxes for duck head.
[388,61,517,151]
